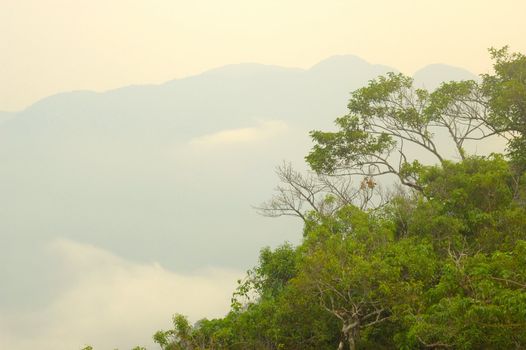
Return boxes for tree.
[256,162,386,223]
[306,71,503,190]
[230,243,338,350]
[482,47,526,170]
[403,241,526,349]
[296,206,437,350]
[153,314,194,350]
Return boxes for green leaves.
[306,58,521,193]
[307,115,396,175]
[483,47,526,170]
[407,242,526,349]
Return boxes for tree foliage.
[483,47,526,169]
[305,54,516,190]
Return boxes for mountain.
[2,56,394,142]
[413,63,478,90]
[0,111,14,125]
[0,56,476,311]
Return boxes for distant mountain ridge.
[0,111,14,125]
[3,56,476,142]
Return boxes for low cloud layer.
[0,239,242,350]
[189,120,288,148]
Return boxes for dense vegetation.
[87,47,526,349]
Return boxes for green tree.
[296,206,438,350]
[403,241,526,349]
[483,47,526,170]
[153,314,194,350]
[305,72,500,190]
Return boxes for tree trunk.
[348,335,356,350]
[349,326,360,350]
[338,320,358,350]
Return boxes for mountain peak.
[412,64,477,90]
[309,55,370,71]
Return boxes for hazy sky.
[1,0,525,111]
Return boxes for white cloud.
[0,239,242,350]
[189,120,288,147]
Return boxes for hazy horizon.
[2,0,525,111]
[2,55,476,113]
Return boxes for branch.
[489,276,526,289]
